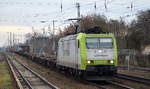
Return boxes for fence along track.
[7,54,59,89]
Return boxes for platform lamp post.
[6,32,10,52]
[7,32,10,47]
[126,53,130,71]
[40,21,48,56]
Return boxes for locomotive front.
[78,33,118,80]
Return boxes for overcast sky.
[0,0,150,47]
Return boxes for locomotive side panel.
[57,35,80,69]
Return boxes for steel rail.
[117,73,150,85]
[107,81,134,89]
[82,80,134,89]
[6,58,24,89]
[119,66,150,71]
[8,55,35,89]
[7,54,59,89]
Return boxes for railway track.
[119,66,150,71]
[106,81,134,89]
[7,54,59,89]
[91,73,150,89]
[116,73,150,85]
[58,72,134,89]
[15,53,134,89]
[85,80,134,89]
[14,53,150,89]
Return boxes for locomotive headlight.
[98,50,102,53]
[110,60,114,63]
[87,60,91,64]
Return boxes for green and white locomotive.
[57,33,118,80]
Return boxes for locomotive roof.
[59,33,115,42]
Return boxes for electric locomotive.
[57,32,118,80]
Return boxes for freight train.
[15,27,118,80]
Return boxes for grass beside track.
[0,60,13,89]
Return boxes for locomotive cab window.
[86,38,99,49]
[86,37,113,49]
[99,38,113,48]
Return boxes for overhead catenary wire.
[0,0,149,28]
